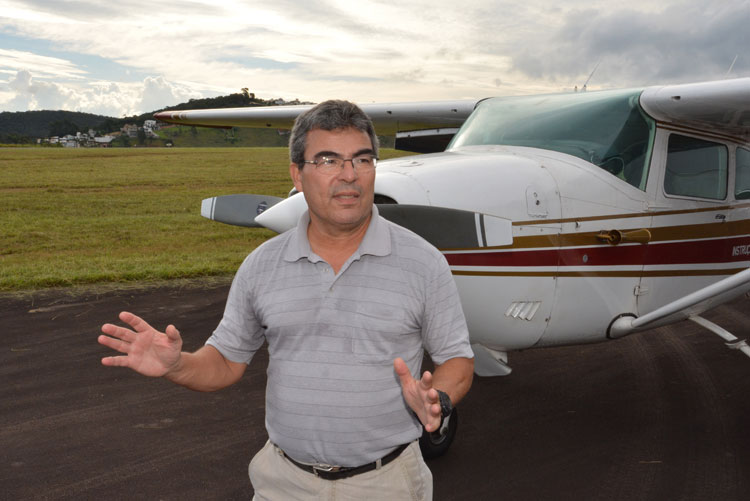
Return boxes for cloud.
[0,0,506,104]
[509,1,750,88]
[0,48,86,79]
[6,69,78,110]
[0,69,209,116]
[138,76,204,112]
[1,0,750,115]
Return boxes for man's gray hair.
[289,100,379,167]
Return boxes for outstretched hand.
[393,357,442,432]
[98,311,182,377]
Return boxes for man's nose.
[338,159,358,180]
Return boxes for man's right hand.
[98,311,183,377]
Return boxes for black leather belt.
[280,442,410,481]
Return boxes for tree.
[114,135,131,147]
[0,133,33,144]
[48,119,78,137]
[241,88,255,101]
[137,127,147,146]
[225,127,238,144]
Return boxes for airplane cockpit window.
[447,89,655,190]
[664,134,727,200]
[736,148,750,200]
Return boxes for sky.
[1,0,749,117]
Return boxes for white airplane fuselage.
[161,78,750,373]
[374,143,750,354]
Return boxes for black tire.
[419,407,458,459]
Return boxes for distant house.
[94,136,114,147]
[61,135,79,148]
[122,124,138,138]
[274,98,304,106]
[142,119,160,138]
[76,131,91,144]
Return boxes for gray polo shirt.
[206,205,472,467]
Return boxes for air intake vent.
[505,301,542,321]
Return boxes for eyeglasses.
[303,154,378,175]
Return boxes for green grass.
[154,125,290,147]
[0,147,412,291]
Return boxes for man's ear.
[289,163,303,193]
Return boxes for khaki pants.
[249,440,433,501]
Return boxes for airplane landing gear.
[419,407,458,459]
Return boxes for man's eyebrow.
[313,148,375,158]
[354,148,375,157]
[313,150,340,158]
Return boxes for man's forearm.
[164,345,246,391]
[432,357,474,405]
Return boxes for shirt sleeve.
[421,251,474,365]
[205,253,266,364]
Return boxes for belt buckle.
[312,464,342,476]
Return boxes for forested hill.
[0,110,107,139]
[0,91,304,142]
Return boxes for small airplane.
[155,77,750,456]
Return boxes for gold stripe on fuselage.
[446,207,750,251]
[451,267,748,278]
[513,203,750,227]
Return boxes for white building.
[94,136,114,147]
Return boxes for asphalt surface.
[2,283,750,500]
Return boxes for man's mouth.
[332,189,360,200]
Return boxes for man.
[98,100,474,500]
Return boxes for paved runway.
[2,283,749,500]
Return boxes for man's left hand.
[393,357,442,432]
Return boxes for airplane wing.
[608,267,750,343]
[640,78,750,140]
[153,78,750,146]
[154,100,480,152]
[154,100,478,135]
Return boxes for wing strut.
[608,267,750,338]
[689,316,750,359]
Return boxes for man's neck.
[307,213,372,274]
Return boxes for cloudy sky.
[1,0,748,117]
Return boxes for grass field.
[0,147,412,291]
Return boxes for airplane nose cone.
[254,192,308,233]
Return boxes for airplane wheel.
[419,407,458,459]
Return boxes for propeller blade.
[201,194,283,228]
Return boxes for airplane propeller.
[201,194,513,250]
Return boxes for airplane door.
[637,131,733,315]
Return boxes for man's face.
[290,127,376,236]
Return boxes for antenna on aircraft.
[580,61,601,92]
[727,54,738,76]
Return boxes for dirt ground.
[2,282,750,500]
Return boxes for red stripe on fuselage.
[444,235,750,268]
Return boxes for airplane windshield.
[448,89,655,190]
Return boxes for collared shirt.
[207,206,473,466]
